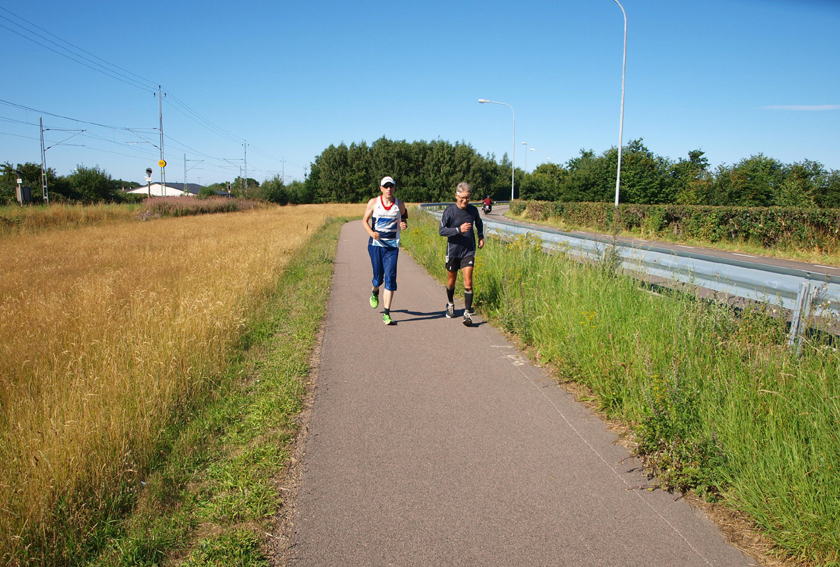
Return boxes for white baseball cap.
[380,176,395,187]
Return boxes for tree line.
[304,137,840,208]
[4,137,839,207]
[0,163,141,205]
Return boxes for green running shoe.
[370,293,379,308]
[382,313,395,325]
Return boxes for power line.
[0,22,153,93]
[0,7,157,92]
[0,7,293,177]
[0,98,151,131]
[0,130,40,141]
[165,92,244,144]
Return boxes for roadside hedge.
[512,201,840,251]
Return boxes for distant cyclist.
[439,182,484,326]
[363,176,408,325]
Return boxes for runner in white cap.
[363,176,408,325]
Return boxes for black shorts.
[445,255,475,273]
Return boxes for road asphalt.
[285,219,755,566]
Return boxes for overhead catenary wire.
[0,7,157,93]
[0,6,297,183]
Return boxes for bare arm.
[362,198,379,239]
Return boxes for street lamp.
[478,98,515,201]
[529,147,551,167]
[613,0,627,207]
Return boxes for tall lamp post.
[613,0,627,207]
[478,99,515,201]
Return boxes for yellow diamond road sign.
[158,159,167,167]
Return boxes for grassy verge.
[402,210,840,566]
[84,217,342,566]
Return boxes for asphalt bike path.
[287,220,753,566]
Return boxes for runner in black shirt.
[438,181,484,326]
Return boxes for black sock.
[372,289,379,297]
[384,308,390,315]
[464,289,473,312]
[446,286,454,303]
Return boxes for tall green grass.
[402,210,840,566]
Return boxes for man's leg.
[462,265,474,326]
[445,267,457,318]
[462,266,474,313]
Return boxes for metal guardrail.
[419,203,840,324]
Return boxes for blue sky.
[1,0,838,186]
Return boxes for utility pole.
[40,120,82,202]
[184,154,203,195]
[158,86,166,196]
[243,140,248,197]
[39,117,49,203]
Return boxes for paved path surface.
[287,220,754,566]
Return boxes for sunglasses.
[382,183,395,188]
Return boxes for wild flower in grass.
[579,310,598,329]
[636,369,724,500]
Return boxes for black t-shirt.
[439,204,484,259]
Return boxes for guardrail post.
[788,281,813,354]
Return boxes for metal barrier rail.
[419,203,840,324]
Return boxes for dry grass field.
[0,203,364,560]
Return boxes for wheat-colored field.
[0,204,364,558]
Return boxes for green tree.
[669,150,712,205]
[520,163,569,201]
[816,170,840,208]
[64,165,120,202]
[775,159,825,208]
[713,154,783,206]
[0,161,65,205]
[619,139,673,204]
[286,180,312,204]
[257,175,288,205]
[565,149,613,202]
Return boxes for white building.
[127,182,203,197]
